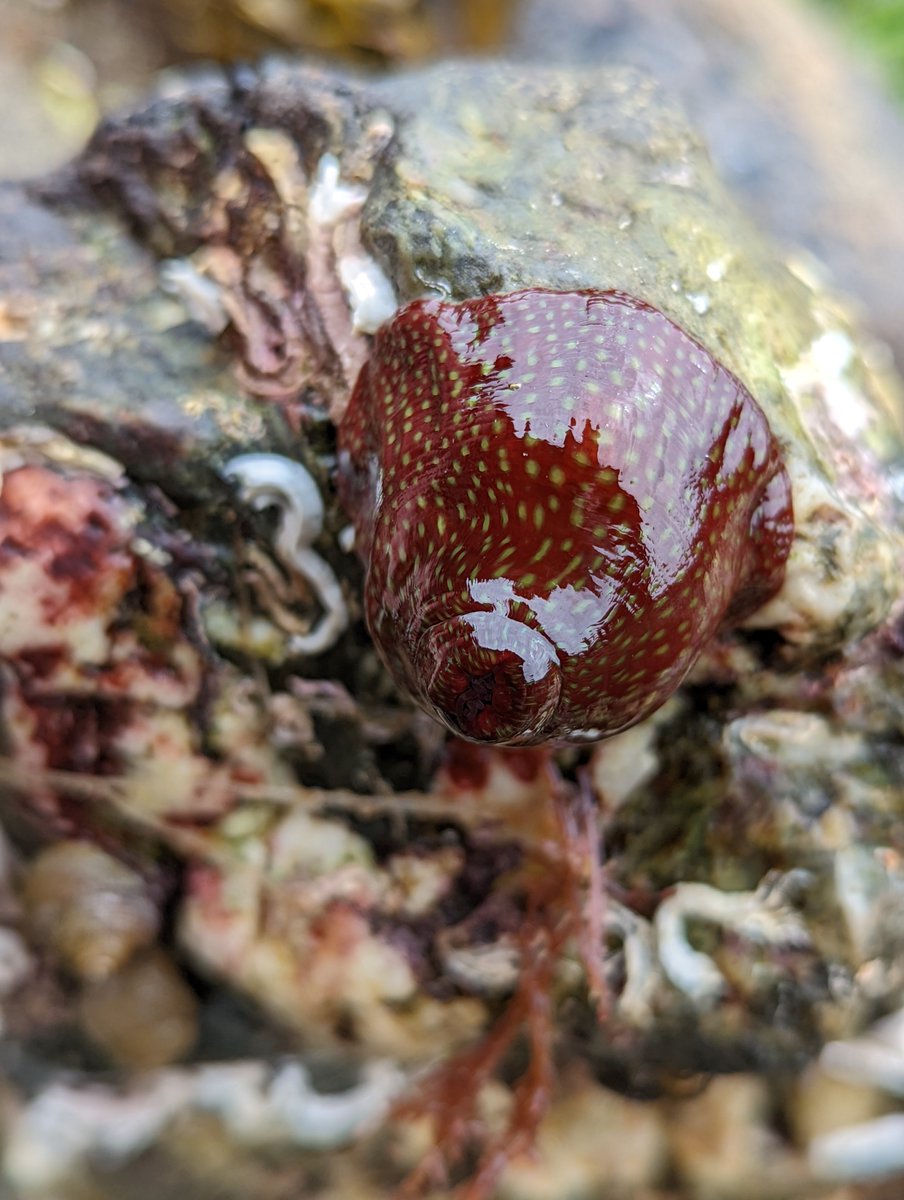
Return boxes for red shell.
[338,289,793,745]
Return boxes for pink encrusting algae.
[339,288,793,745]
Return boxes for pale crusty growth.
[339,289,793,744]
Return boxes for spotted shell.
[338,288,793,745]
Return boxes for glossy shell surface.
[339,288,793,743]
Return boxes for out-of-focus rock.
[22,841,159,982]
[512,0,904,370]
[78,948,199,1069]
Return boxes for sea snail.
[338,288,793,746]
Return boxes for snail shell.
[339,288,793,745]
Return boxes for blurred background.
[1,0,903,181]
[0,0,519,178]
